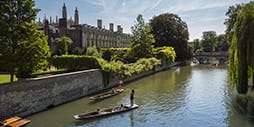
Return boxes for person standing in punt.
[119,80,123,87]
[130,89,135,106]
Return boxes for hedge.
[52,55,101,70]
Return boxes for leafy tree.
[224,4,243,43]
[201,31,217,52]
[55,36,73,55]
[149,13,191,61]
[216,34,229,51]
[129,14,155,60]
[0,0,50,81]
[193,39,202,53]
[228,1,254,94]
[15,29,50,77]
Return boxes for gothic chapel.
[39,3,130,53]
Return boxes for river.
[27,65,254,127]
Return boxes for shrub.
[101,48,131,63]
[153,46,176,64]
[52,55,101,70]
[86,46,101,57]
[120,57,161,77]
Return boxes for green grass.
[0,74,17,84]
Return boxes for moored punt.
[89,88,124,100]
[73,104,139,120]
[6,119,31,127]
[0,116,21,127]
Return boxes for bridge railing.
[193,51,228,57]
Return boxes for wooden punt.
[89,88,124,100]
[73,104,138,120]
[6,119,31,127]
[0,116,21,127]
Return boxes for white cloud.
[122,2,126,7]
[151,0,163,10]
[80,0,106,8]
[164,0,228,13]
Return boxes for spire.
[56,15,58,24]
[44,13,46,22]
[74,7,79,25]
[50,16,52,24]
[62,3,67,19]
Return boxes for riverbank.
[106,61,186,89]
[0,62,184,120]
[235,90,254,120]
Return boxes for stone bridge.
[193,51,229,65]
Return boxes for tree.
[216,34,229,51]
[15,28,50,77]
[129,14,155,60]
[0,0,50,81]
[224,4,243,43]
[193,39,202,53]
[201,31,217,52]
[149,13,191,61]
[55,36,73,55]
[228,1,254,94]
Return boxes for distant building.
[39,3,130,54]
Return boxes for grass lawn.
[0,74,17,84]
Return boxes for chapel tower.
[74,7,79,25]
[62,3,67,19]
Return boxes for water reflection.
[129,111,134,127]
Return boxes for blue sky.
[34,0,251,41]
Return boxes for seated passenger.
[96,108,101,114]
[113,104,124,112]
[111,89,116,94]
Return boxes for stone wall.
[0,69,104,119]
[235,94,254,120]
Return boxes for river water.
[27,65,254,127]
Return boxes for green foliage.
[121,57,161,77]
[193,39,202,53]
[225,4,243,43]
[129,14,155,59]
[51,54,161,79]
[228,1,254,94]
[153,46,176,64]
[216,34,229,51]
[201,31,217,52]
[0,0,50,80]
[15,29,51,78]
[101,48,131,52]
[99,57,161,78]
[101,48,131,62]
[99,60,124,73]
[149,13,191,61]
[55,36,73,55]
[52,55,101,70]
[86,46,101,57]
[70,47,83,55]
